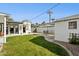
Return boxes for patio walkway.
[0,43,3,52]
[54,40,79,56]
[42,34,79,56]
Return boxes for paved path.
[42,34,79,56]
[41,34,54,42]
[0,37,3,52]
[55,41,79,56]
[0,43,3,52]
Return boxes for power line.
[31,3,60,20]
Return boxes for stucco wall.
[0,15,4,23]
[26,22,31,33]
[19,22,31,34]
[55,19,79,42]
[37,26,54,34]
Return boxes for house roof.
[0,12,10,16]
[0,12,31,24]
[22,20,31,23]
[7,19,31,24]
[38,22,55,28]
[55,14,79,22]
[7,21,22,24]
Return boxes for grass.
[1,35,69,56]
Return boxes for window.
[68,21,77,29]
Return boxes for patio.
[55,41,79,56]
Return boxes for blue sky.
[0,3,79,23]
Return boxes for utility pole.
[47,9,53,23]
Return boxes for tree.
[41,21,45,24]
[35,23,39,25]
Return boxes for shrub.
[69,33,79,45]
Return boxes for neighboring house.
[32,14,79,42]
[31,24,39,33]
[37,23,55,34]
[0,12,31,43]
[55,14,79,42]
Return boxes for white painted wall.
[19,22,31,35]
[55,21,68,42]
[55,19,79,42]
[26,22,31,34]
[0,15,5,23]
[37,26,54,34]
[0,37,4,43]
[47,26,55,34]
[19,24,23,34]
[37,27,47,33]
[0,15,7,43]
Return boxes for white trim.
[3,16,6,43]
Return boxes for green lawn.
[1,35,69,56]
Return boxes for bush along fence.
[69,33,79,45]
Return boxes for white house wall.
[37,26,54,34]
[19,22,31,35]
[47,26,55,34]
[19,24,23,34]
[0,15,4,23]
[26,23,31,34]
[28,23,31,33]
[37,27,46,33]
[55,21,68,42]
[55,19,79,42]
